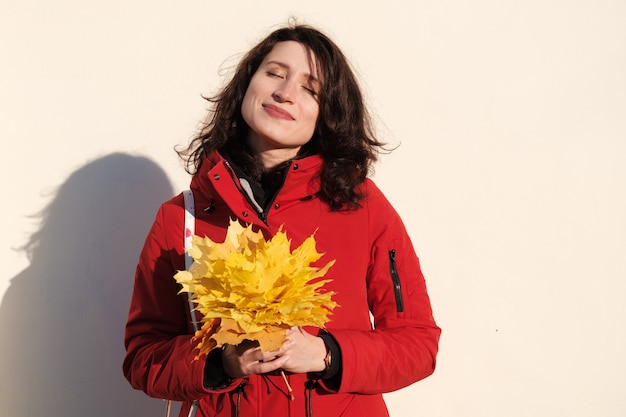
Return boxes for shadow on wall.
[0,153,175,417]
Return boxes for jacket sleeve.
[323,181,441,394]
[122,201,239,401]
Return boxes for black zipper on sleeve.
[388,249,405,312]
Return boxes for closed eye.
[266,71,285,79]
[302,86,317,96]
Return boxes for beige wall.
[1,1,625,416]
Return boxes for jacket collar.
[190,150,323,206]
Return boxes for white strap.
[166,190,200,417]
[165,399,198,417]
[183,189,195,271]
[182,189,199,332]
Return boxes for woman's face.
[241,41,320,167]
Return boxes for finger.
[246,347,266,363]
[286,326,311,341]
[259,351,278,362]
[281,338,296,351]
[255,355,289,374]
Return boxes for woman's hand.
[279,326,327,374]
[221,327,327,378]
[221,340,291,378]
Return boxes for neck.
[256,148,300,169]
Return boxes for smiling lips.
[262,104,294,120]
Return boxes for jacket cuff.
[203,348,234,390]
[310,332,342,390]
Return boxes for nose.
[272,79,297,103]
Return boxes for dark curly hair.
[177,23,386,210]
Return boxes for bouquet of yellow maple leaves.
[174,219,337,358]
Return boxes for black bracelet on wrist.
[310,332,340,380]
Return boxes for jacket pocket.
[388,249,404,312]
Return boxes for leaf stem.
[280,370,295,401]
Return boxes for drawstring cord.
[305,380,317,417]
[187,378,312,417]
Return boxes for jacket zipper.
[235,383,243,417]
[223,159,291,226]
[259,162,291,224]
[222,160,267,224]
[388,249,404,312]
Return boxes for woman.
[123,23,440,417]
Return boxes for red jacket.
[123,151,440,417]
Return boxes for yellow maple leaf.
[174,219,337,356]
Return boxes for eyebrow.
[264,60,320,84]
